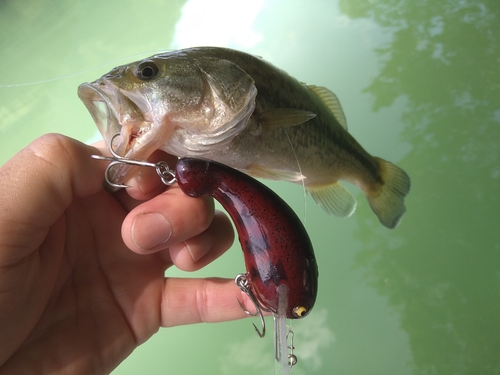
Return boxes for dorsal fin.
[307,85,347,129]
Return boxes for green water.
[1,0,499,374]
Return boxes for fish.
[78,46,411,228]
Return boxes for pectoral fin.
[257,108,316,131]
[308,182,357,218]
[245,165,306,182]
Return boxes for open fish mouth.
[78,82,122,147]
[78,81,152,184]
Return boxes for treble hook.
[234,274,267,338]
[91,133,177,188]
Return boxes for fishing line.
[284,128,307,223]
[0,49,173,88]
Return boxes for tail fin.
[368,158,411,228]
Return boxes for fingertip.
[123,151,179,200]
[122,167,167,201]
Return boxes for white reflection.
[219,329,273,374]
[219,309,334,374]
[292,308,334,371]
[172,0,264,49]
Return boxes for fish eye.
[135,61,159,80]
[292,306,308,318]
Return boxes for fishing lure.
[92,139,319,370]
[175,158,318,318]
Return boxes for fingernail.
[137,167,160,195]
[132,212,172,251]
[184,241,197,262]
[182,234,213,263]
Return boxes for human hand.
[0,134,248,374]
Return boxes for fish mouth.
[78,81,155,184]
[78,82,122,146]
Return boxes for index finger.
[161,277,255,327]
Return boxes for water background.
[1,0,499,374]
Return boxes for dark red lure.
[175,158,318,319]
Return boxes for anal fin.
[308,182,357,218]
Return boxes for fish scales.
[179,49,379,183]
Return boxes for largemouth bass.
[78,47,410,228]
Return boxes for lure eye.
[135,61,159,80]
[292,306,308,318]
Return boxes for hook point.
[234,273,266,338]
